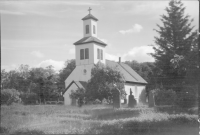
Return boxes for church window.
[80,49,84,60]
[101,49,103,60]
[85,48,89,59]
[86,25,89,34]
[97,49,100,59]
[93,25,95,34]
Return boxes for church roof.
[82,14,98,21]
[106,60,147,84]
[63,60,147,94]
[73,36,107,46]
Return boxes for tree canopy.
[150,0,198,91]
[70,62,125,103]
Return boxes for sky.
[1,0,199,72]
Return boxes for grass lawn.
[1,103,198,135]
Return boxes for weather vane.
[88,7,92,14]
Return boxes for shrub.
[1,89,21,105]
[154,89,176,106]
[0,126,8,133]
[20,92,38,105]
[175,86,197,109]
[93,99,101,104]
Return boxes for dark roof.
[73,36,107,46]
[106,60,147,84]
[82,14,98,21]
[79,81,88,89]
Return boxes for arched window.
[97,49,100,59]
[101,49,103,60]
[86,25,89,34]
[93,25,95,34]
[80,49,84,60]
[85,48,89,59]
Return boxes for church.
[63,8,147,105]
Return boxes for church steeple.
[82,7,98,37]
[74,8,107,66]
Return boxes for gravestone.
[124,98,127,104]
[148,91,155,107]
[112,87,121,108]
[128,89,137,108]
[71,98,76,106]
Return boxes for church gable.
[63,80,87,95]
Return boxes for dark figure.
[112,87,121,108]
[128,89,137,108]
[78,97,83,107]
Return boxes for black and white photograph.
[1,0,199,134]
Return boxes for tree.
[1,89,21,105]
[1,70,21,90]
[28,67,59,103]
[150,0,198,91]
[58,59,76,93]
[86,62,125,102]
[70,88,86,107]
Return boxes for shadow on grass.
[90,108,147,120]
[0,126,8,133]
[12,130,45,135]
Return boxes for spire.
[82,7,98,21]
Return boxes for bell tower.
[82,7,98,38]
[73,8,107,66]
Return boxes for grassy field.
[1,103,198,135]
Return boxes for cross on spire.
[88,7,92,14]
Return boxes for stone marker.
[148,91,155,107]
[112,87,121,108]
[128,89,136,108]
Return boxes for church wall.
[93,44,106,64]
[76,43,94,66]
[91,20,97,37]
[83,19,97,37]
[63,83,78,105]
[124,83,146,104]
[65,65,93,87]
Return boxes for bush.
[93,99,101,104]
[175,86,197,109]
[154,89,176,106]
[20,92,38,105]
[1,89,21,105]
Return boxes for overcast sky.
[1,0,199,71]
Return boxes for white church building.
[63,9,147,105]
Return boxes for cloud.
[69,48,75,54]
[31,51,44,58]
[119,24,143,34]
[37,59,65,71]
[0,10,25,15]
[106,46,155,63]
[0,1,99,16]
[122,46,155,62]
[106,53,119,61]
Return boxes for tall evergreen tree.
[150,0,198,91]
